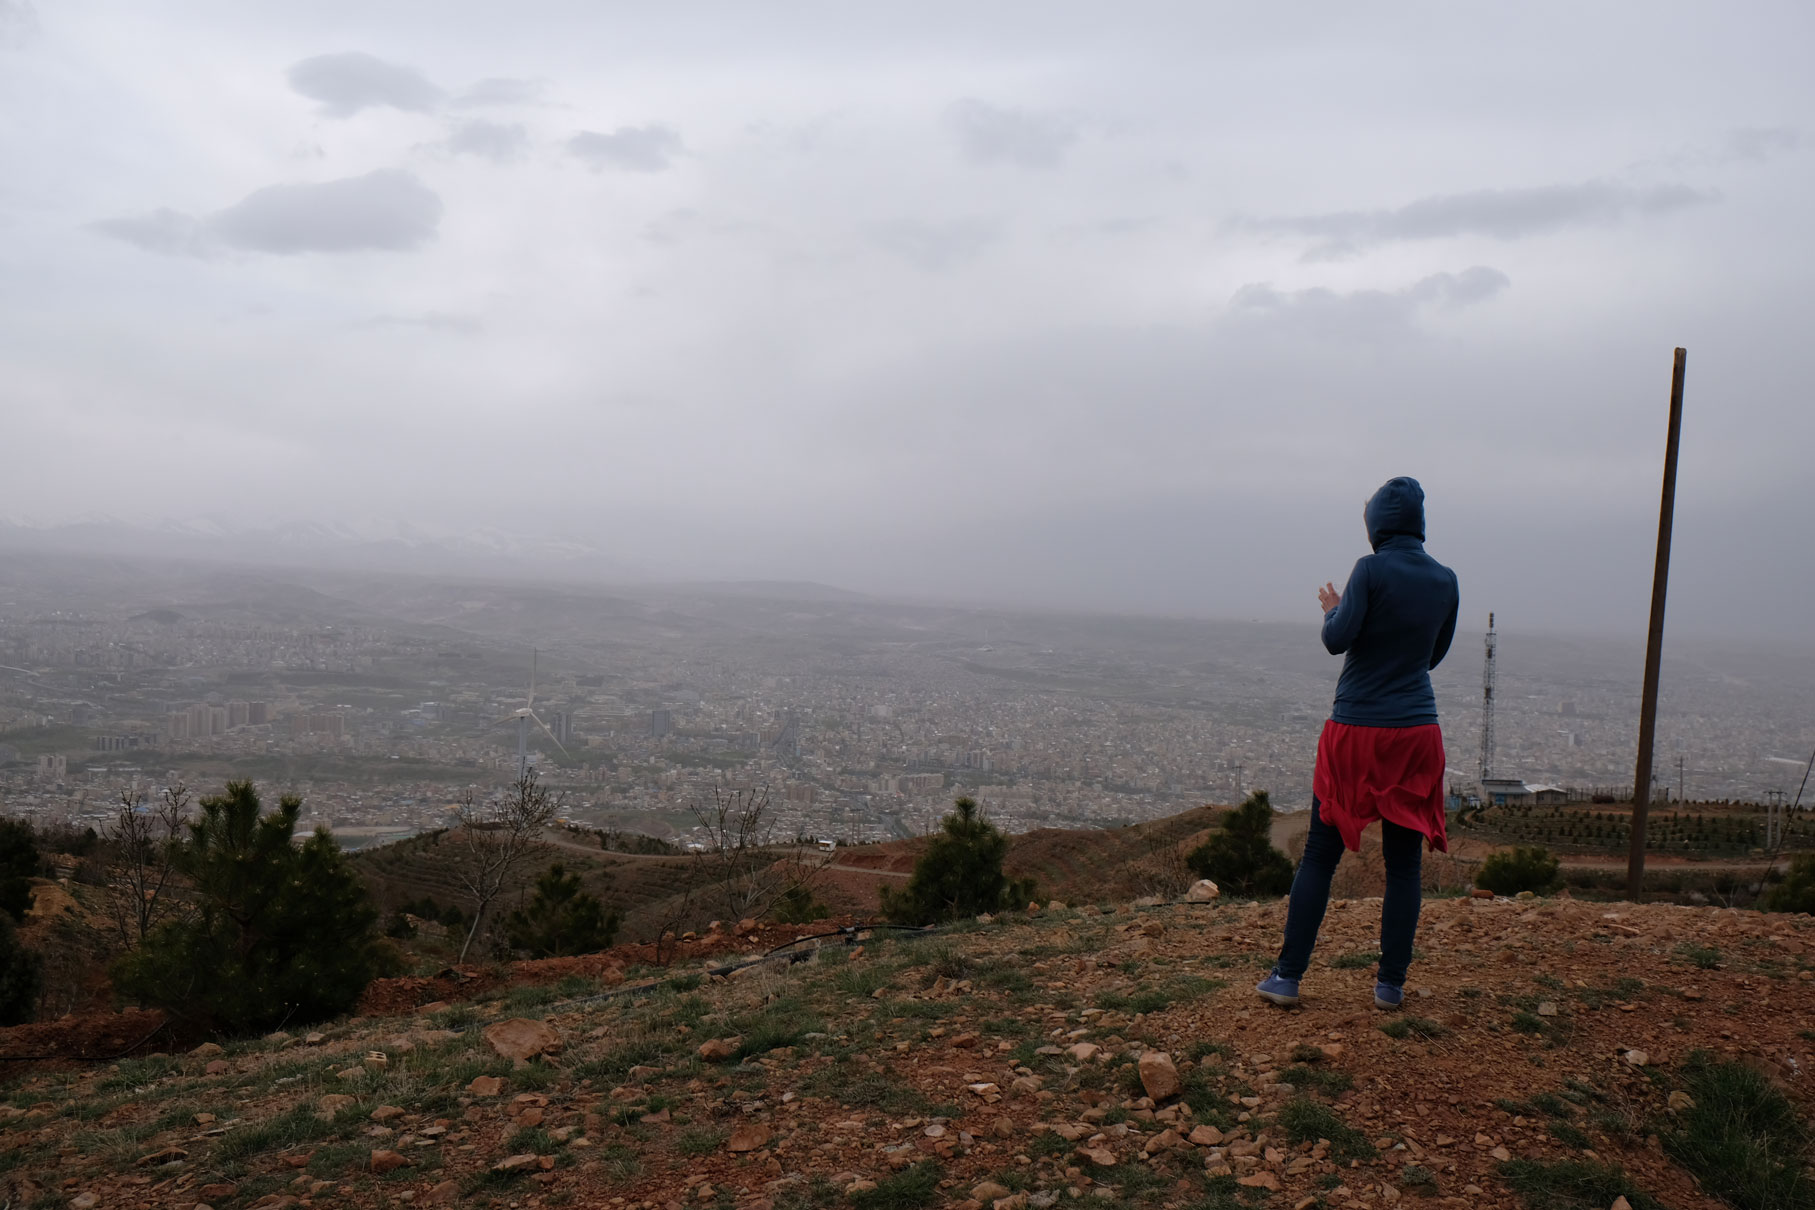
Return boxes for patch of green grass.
[1402,1163,1438,1191]
[1029,1131,1072,1159]
[1495,1097,1536,1116]
[975,961,1035,995]
[1276,1097,1375,1162]
[505,983,559,1010]
[308,1140,369,1176]
[831,965,892,997]
[1096,975,1223,1015]
[1550,1122,1591,1149]
[1378,1016,1446,1041]
[1498,1158,1660,1210]
[597,1141,640,1182]
[210,1102,366,1174]
[1279,1064,1353,1096]
[675,1125,728,1156]
[1186,1039,1232,1062]
[1530,1092,1573,1118]
[506,1125,557,1155]
[94,1055,181,1093]
[1511,1010,1546,1034]
[1664,1054,1815,1210]
[1330,949,1381,969]
[849,1160,942,1210]
[803,1061,931,1115]
[574,1036,679,1083]
[1675,943,1722,969]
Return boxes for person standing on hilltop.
[1257,476,1460,1011]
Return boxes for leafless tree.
[688,785,832,925]
[447,770,556,962]
[103,782,189,947]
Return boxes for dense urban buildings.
[1,557,1811,850]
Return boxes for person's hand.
[1318,582,1341,613]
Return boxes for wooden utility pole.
[1626,348,1687,897]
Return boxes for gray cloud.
[212,170,443,253]
[947,98,1078,168]
[567,125,681,172]
[1246,181,1714,261]
[871,218,1000,270]
[452,77,545,108]
[446,118,528,162]
[351,312,482,334]
[1228,267,1510,340]
[88,208,211,257]
[287,52,443,118]
[1725,126,1801,162]
[93,171,442,256]
[0,0,37,50]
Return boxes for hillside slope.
[6,892,1812,1210]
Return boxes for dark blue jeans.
[1274,797,1424,988]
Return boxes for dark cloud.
[1245,181,1714,261]
[287,51,443,118]
[566,125,681,172]
[88,208,210,257]
[446,118,528,162]
[946,98,1078,169]
[451,77,545,108]
[1228,267,1510,341]
[211,170,443,253]
[871,218,1000,270]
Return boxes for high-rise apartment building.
[227,701,250,728]
[248,701,269,725]
[650,709,672,739]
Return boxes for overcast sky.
[3,2,1811,639]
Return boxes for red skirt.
[1312,720,1449,853]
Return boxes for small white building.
[1481,777,1531,806]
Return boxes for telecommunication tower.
[1480,612,1497,785]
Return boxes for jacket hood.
[1365,477,1426,549]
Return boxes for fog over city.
[3,2,1813,639]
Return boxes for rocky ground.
[4,892,1813,1210]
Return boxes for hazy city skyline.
[3,3,1812,638]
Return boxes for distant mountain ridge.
[0,514,639,580]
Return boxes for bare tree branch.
[103,782,188,947]
[447,770,556,962]
[686,785,833,925]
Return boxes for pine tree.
[112,781,383,1034]
[504,864,619,958]
[0,912,41,1025]
[1185,791,1295,897]
[0,817,37,922]
[881,798,1036,926]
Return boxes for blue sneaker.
[1256,971,1301,1007]
[1373,981,1404,1011]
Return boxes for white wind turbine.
[495,648,567,780]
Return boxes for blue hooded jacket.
[1322,477,1460,727]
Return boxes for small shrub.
[880,798,1036,925]
[1665,1054,1815,1210]
[0,913,42,1025]
[1184,791,1293,897]
[1765,853,1815,914]
[1477,846,1560,896]
[505,864,620,958]
[770,882,831,925]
